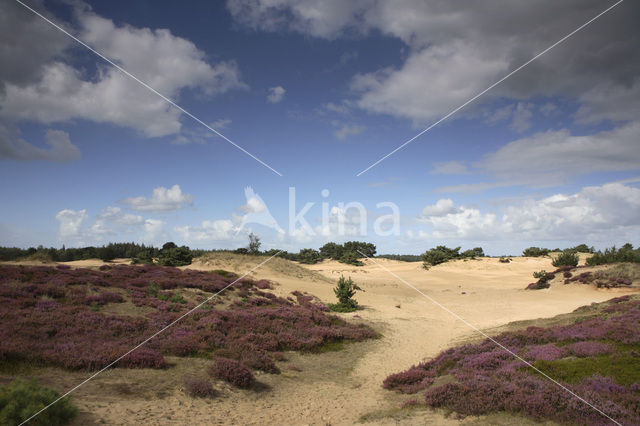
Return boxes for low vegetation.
[552,250,579,267]
[587,244,640,266]
[421,246,484,268]
[0,379,77,426]
[329,276,362,313]
[381,296,640,425]
[0,264,377,382]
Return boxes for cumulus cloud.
[0,4,246,138]
[120,185,194,213]
[0,124,80,162]
[267,86,286,103]
[174,219,238,243]
[56,209,88,243]
[334,124,364,140]
[89,206,144,236]
[227,0,640,140]
[418,183,640,241]
[431,161,469,175]
[481,122,640,186]
[142,219,168,245]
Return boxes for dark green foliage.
[329,275,361,312]
[317,241,375,266]
[587,244,640,265]
[552,251,579,267]
[234,248,249,255]
[157,243,192,267]
[0,380,77,426]
[522,247,550,257]
[421,245,479,267]
[376,254,422,262]
[0,243,159,263]
[297,248,321,264]
[339,250,364,266]
[461,247,484,258]
[319,242,344,260]
[247,233,261,255]
[567,244,594,254]
[343,241,376,258]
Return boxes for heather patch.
[382,297,640,424]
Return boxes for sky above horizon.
[1,0,639,256]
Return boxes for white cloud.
[420,199,459,217]
[142,219,168,245]
[334,124,364,140]
[0,124,80,162]
[480,122,640,186]
[418,183,640,242]
[510,102,533,133]
[0,7,246,138]
[120,185,193,213]
[90,206,144,236]
[267,86,286,103]
[238,197,266,214]
[211,118,232,129]
[174,219,238,243]
[55,209,88,242]
[351,41,509,125]
[431,161,469,175]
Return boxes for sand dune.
[11,255,635,425]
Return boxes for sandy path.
[22,255,635,425]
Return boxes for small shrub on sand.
[552,251,579,267]
[526,270,553,289]
[329,275,361,312]
[209,358,255,388]
[183,376,216,398]
[0,380,77,426]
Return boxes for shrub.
[0,380,77,426]
[183,376,216,398]
[339,250,364,266]
[587,244,640,265]
[522,247,549,257]
[499,257,511,263]
[247,233,261,255]
[297,248,321,264]
[329,276,361,312]
[208,358,255,388]
[461,247,484,258]
[157,243,192,266]
[552,251,579,267]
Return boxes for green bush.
[421,246,462,267]
[157,242,192,266]
[0,380,77,426]
[522,247,550,257]
[461,247,484,258]
[297,248,321,264]
[552,251,579,267]
[587,244,640,265]
[329,276,361,312]
[339,250,364,266]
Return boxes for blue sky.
[1,0,639,255]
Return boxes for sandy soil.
[7,255,637,425]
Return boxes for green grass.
[328,303,357,313]
[534,354,640,385]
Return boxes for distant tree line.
[0,243,159,263]
[522,244,594,257]
[421,246,485,268]
[228,236,376,266]
[376,254,422,262]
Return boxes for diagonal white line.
[358,251,622,425]
[18,252,282,426]
[356,0,625,176]
[14,0,283,177]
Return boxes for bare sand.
[9,255,636,425]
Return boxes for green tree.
[422,245,461,268]
[552,251,579,267]
[329,276,362,312]
[247,233,261,255]
[319,242,344,260]
[298,248,321,264]
[157,243,192,266]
